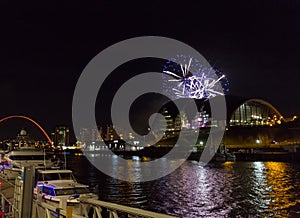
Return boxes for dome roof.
[195,95,283,121]
[20,129,27,136]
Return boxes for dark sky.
[0,0,299,140]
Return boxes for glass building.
[193,96,292,127]
[54,126,70,147]
[228,99,283,126]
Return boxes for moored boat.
[34,169,98,215]
[0,129,59,179]
[1,148,57,180]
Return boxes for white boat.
[0,129,59,179]
[3,148,54,168]
[1,148,57,180]
[34,169,98,215]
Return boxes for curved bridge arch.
[0,115,54,147]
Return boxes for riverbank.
[53,147,300,162]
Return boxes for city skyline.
[0,1,299,139]
[0,94,298,145]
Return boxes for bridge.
[0,116,176,217]
[0,115,54,148]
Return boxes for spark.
[162,57,227,99]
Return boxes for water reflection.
[264,162,300,217]
[67,155,300,217]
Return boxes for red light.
[0,181,2,186]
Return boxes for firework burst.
[162,55,229,100]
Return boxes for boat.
[3,148,54,168]
[0,129,58,179]
[1,147,58,180]
[34,169,98,214]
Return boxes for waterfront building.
[174,112,189,130]
[229,99,283,126]
[191,111,210,129]
[151,95,299,148]
[162,108,175,132]
[168,95,296,128]
[6,129,37,149]
[78,127,103,143]
[54,126,69,147]
[83,96,298,149]
[79,127,89,142]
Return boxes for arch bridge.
[0,115,54,147]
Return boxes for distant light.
[256,139,260,144]
[132,156,140,161]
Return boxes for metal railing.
[79,198,176,218]
[32,200,84,218]
[0,173,18,218]
[0,174,176,218]
[30,197,176,218]
[0,193,19,218]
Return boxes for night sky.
[0,0,299,140]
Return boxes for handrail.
[0,174,15,187]
[32,200,84,218]
[79,198,176,218]
[1,193,19,217]
[0,174,176,218]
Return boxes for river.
[66,154,300,217]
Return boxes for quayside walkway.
[0,167,175,218]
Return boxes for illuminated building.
[191,111,209,129]
[225,97,289,127]
[90,128,102,142]
[153,108,175,138]
[78,127,103,143]
[174,112,189,130]
[177,96,294,127]
[12,129,37,148]
[160,95,295,130]
[54,126,69,147]
[79,128,89,142]
[162,108,175,131]
[106,125,115,141]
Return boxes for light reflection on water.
[67,155,300,217]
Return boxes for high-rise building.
[54,126,70,147]
[162,108,174,131]
[90,128,99,142]
[79,128,90,142]
[78,127,104,143]
[175,112,189,130]
[191,111,209,129]
[105,124,119,141]
[151,108,175,138]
